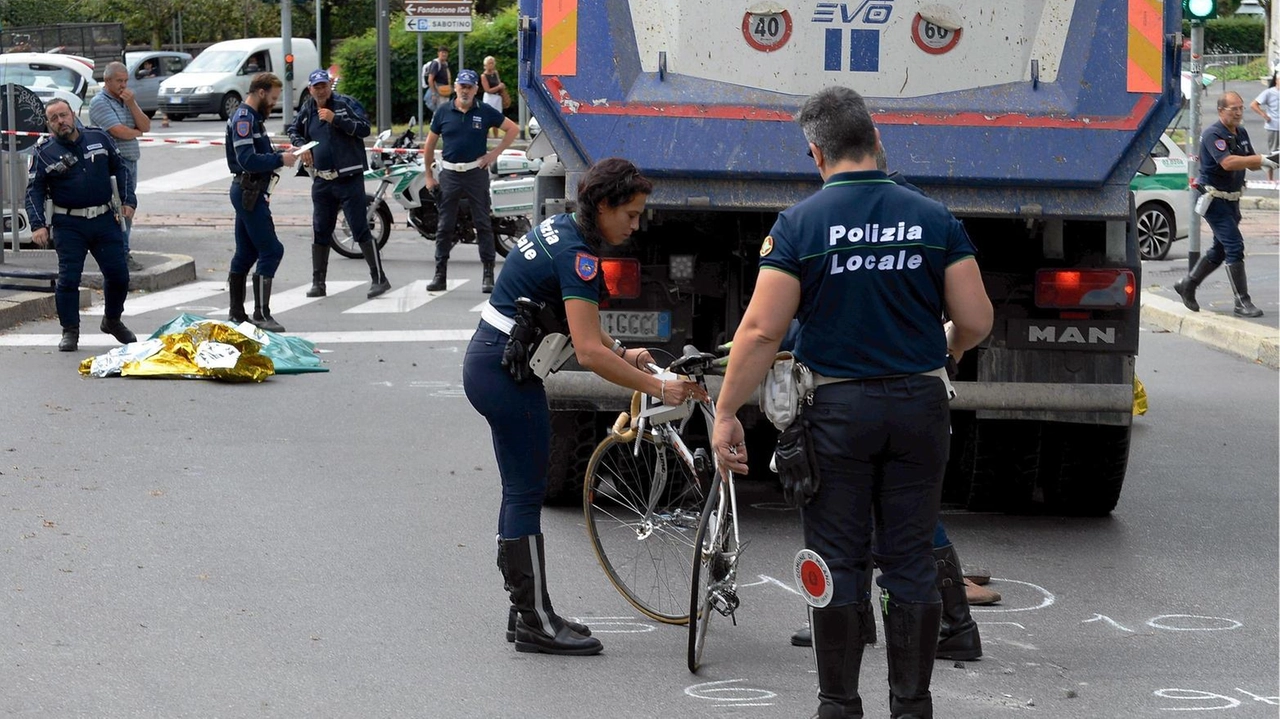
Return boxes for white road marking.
[85,281,225,316]
[343,279,468,314]
[0,329,476,347]
[469,300,487,312]
[210,280,364,316]
[135,159,230,194]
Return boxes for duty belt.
[1203,185,1242,201]
[813,367,956,401]
[480,301,516,335]
[440,159,481,172]
[52,203,112,219]
[314,169,341,180]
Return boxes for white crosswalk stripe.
[85,281,226,316]
[210,280,364,316]
[0,329,476,347]
[136,159,230,195]
[343,279,469,314]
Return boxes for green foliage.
[1215,56,1272,80]
[332,5,518,127]
[1182,17,1266,53]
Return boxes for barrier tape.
[0,128,425,154]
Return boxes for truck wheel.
[1136,202,1174,261]
[1039,423,1130,516]
[218,92,242,120]
[966,419,1039,513]
[544,410,600,506]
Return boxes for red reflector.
[1035,269,1135,309]
[602,258,641,299]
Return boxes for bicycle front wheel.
[688,473,736,673]
[584,432,708,624]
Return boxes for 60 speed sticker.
[911,14,961,55]
[794,549,833,607]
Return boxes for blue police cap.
[456,69,479,86]
[308,69,331,86]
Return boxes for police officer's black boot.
[426,261,447,292]
[307,243,330,298]
[498,536,591,643]
[501,534,602,656]
[481,262,495,294]
[58,327,79,352]
[933,544,982,661]
[809,602,873,719]
[250,274,286,333]
[1225,262,1264,317]
[883,594,943,719]
[100,317,137,344]
[359,241,391,298]
[1172,256,1222,312]
[227,272,249,324]
[794,559,875,648]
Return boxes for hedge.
[332,5,518,127]
[1181,17,1266,54]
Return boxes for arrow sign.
[405,1,472,17]
[404,16,474,32]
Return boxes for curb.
[1141,293,1279,369]
[1240,195,1279,211]
[0,288,91,329]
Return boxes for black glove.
[502,334,533,383]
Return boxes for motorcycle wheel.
[492,216,531,258]
[335,194,393,259]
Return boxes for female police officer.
[712,88,992,718]
[463,158,708,655]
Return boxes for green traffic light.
[1184,0,1217,20]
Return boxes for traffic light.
[285,53,295,82]
[1182,0,1217,21]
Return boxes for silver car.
[124,51,191,118]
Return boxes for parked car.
[0,52,96,114]
[158,37,318,121]
[1131,133,1191,261]
[124,50,191,118]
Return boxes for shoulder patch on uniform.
[575,252,599,281]
[236,121,251,138]
[760,235,775,257]
[1215,139,1228,151]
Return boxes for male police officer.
[288,69,389,300]
[226,73,297,332]
[1175,91,1280,318]
[711,87,992,719]
[26,98,138,352]
[421,68,519,294]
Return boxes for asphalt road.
[0,117,1277,718]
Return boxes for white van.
[157,38,319,121]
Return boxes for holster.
[775,412,821,508]
[239,173,269,212]
[502,298,546,384]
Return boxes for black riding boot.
[58,327,79,352]
[810,603,873,719]
[358,241,390,298]
[1226,262,1264,317]
[481,262,495,294]
[498,537,591,643]
[100,316,136,344]
[307,243,330,298]
[933,544,982,661]
[883,594,943,719]
[251,274,286,333]
[227,272,249,324]
[426,260,448,292]
[500,534,602,655]
[794,559,875,648]
[1173,256,1222,312]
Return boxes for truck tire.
[1038,423,1130,516]
[544,410,600,506]
[966,419,1039,513]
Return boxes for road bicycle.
[581,346,743,672]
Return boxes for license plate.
[171,96,184,104]
[600,311,671,342]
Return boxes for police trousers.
[52,213,128,328]
[229,180,284,277]
[801,375,950,606]
[436,167,495,265]
[311,174,370,247]
[462,323,551,539]
[1202,198,1245,264]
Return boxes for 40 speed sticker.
[794,549,833,607]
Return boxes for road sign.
[404,16,473,32]
[405,0,472,16]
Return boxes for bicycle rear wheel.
[688,473,736,673]
[584,432,708,623]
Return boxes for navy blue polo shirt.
[1198,120,1255,192]
[759,170,976,379]
[429,98,505,163]
[489,213,603,319]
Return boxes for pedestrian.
[1249,74,1278,182]
[480,56,506,139]
[1175,91,1279,319]
[421,68,519,294]
[287,69,390,301]
[88,60,150,272]
[224,73,297,333]
[462,158,706,655]
[421,46,451,119]
[25,99,138,352]
[710,86,992,719]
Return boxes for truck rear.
[517,0,1182,515]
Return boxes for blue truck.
[518,0,1182,515]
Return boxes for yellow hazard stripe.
[541,0,578,77]
[1127,0,1163,93]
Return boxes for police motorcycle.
[333,120,537,259]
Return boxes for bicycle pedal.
[711,589,740,617]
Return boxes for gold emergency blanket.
[78,320,274,382]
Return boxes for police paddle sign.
[742,3,792,52]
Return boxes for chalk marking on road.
[1083,613,1135,633]
[980,621,1027,630]
[0,329,476,347]
[136,159,230,194]
[343,279,468,313]
[1154,688,1242,710]
[684,679,776,706]
[737,573,801,596]
[969,578,1055,613]
[84,281,226,316]
[211,281,363,316]
[566,616,656,634]
[1146,614,1242,632]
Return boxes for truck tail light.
[1035,269,1135,309]
[603,258,641,300]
